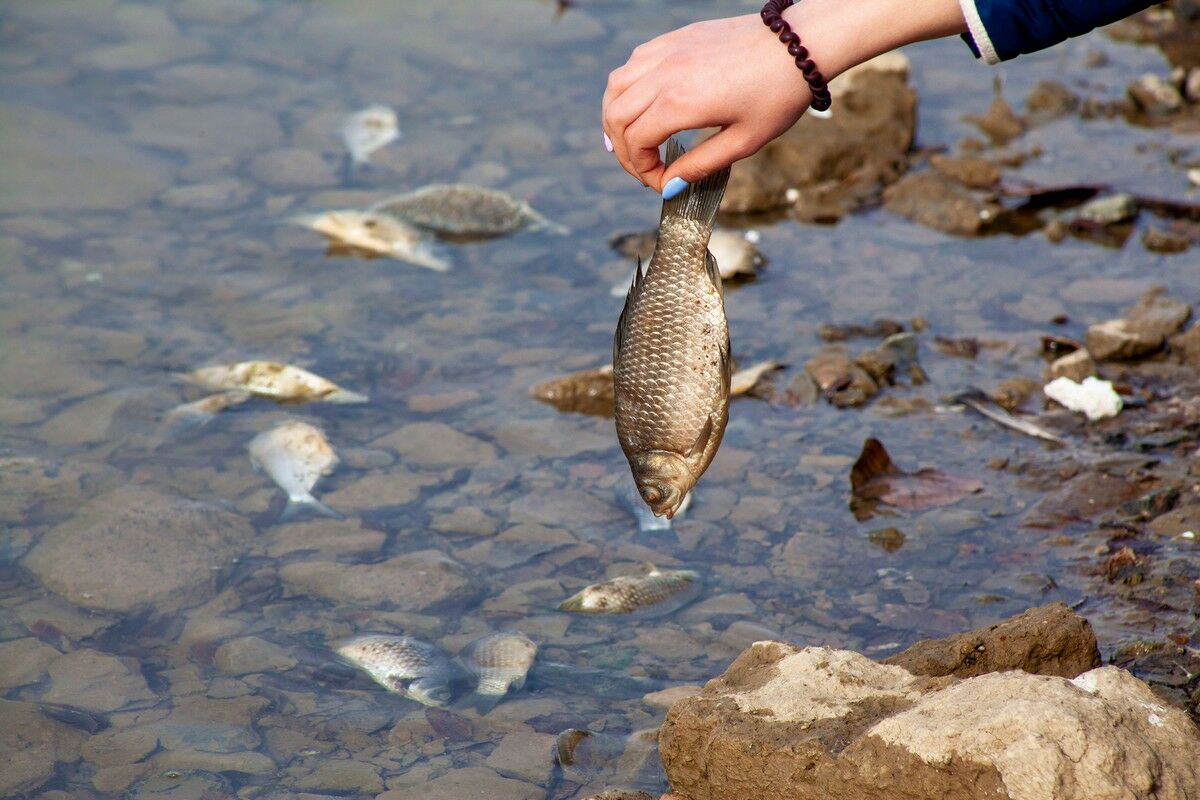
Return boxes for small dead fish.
[371,183,566,237]
[956,389,1065,443]
[290,210,449,271]
[610,228,762,296]
[531,364,613,417]
[559,564,700,615]
[614,139,732,519]
[164,390,251,429]
[340,104,399,164]
[459,631,538,713]
[248,420,340,520]
[730,360,784,396]
[615,472,690,532]
[187,361,368,404]
[336,634,459,707]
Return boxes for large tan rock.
[22,486,250,613]
[0,700,87,796]
[883,601,1100,679]
[660,641,1200,800]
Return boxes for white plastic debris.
[1043,376,1123,421]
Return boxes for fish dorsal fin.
[686,415,715,459]
[613,256,644,365]
[705,249,723,293]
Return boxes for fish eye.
[641,486,662,504]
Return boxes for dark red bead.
[787,42,807,59]
[798,59,816,75]
[768,18,785,32]
[811,96,831,111]
[779,30,798,45]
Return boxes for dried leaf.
[850,438,983,518]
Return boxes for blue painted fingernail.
[603,132,613,152]
[662,177,689,200]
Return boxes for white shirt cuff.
[959,0,1001,65]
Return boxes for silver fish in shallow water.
[371,183,566,238]
[290,210,450,272]
[248,420,340,520]
[459,631,538,712]
[559,563,699,615]
[614,139,731,518]
[336,634,459,707]
[340,104,399,165]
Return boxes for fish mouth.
[558,593,586,612]
[650,493,687,519]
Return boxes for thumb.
[658,126,758,195]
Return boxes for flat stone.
[1046,349,1097,382]
[485,731,557,786]
[492,419,613,458]
[372,422,497,467]
[0,637,61,688]
[151,748,276,775]
[37,390,132,446]
[1086,319,1163,361]
[1124,286,1191,341]
[82,724,159,767]
[0,103,172,213]
[1170,323,1200,367]
[431,506,498,537]
[319,469,441,512]
[159,178,254,210]
[43,649,155,713]
[213,636,297,675]
[883,602,1100,680]
[376,766,541,800]
[0,699,87,796]
[266,519,386,558]
[248,147,338,189]
[294,759,384,794]
[882,171,1003,236]
[23,486,250,613]
[280,550,475,610]
[126,103,282,156]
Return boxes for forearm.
[782,0,967,82]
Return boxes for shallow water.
[1,2,1197,798]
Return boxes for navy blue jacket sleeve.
[960,0,1160,63]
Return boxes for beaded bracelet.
[760,0,832,112]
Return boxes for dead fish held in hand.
[336,634,459,708]
[340,104,399,165]
[614,138,731,518]
[559,563,700,615]
[459,631,537,713]
[187,361,367,404]
[290,210,450,272]
[248,421,340,520]
[371,183,566,237]
[609,228,763,296]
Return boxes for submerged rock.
[882,171,1003,236]
[661,640,1200,800]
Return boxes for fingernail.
[662,177,688,200]
[603,132,613,152]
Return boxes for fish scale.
[613,138,731,518]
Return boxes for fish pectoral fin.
[613,256,644,365]
[705,250,723,293]
[685,415,716,459]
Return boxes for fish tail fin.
[659,137,730,233]
[280,496,343,523]
[466,691,503,715]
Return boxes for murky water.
[1,2,1197,798]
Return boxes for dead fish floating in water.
[289,210,450,272]
[614,139,732,518]
[371,183,567,238]
[955,388,1065,444]
[531,364,613,417]
[459,631,537,713]
[187,361,367,404]
[730,360,784,396]
[340,104,400,165]
[615,472,690,532]
[559,563,700,615]
[336,634,460,708]
[609,228,763,296]
[164,390,251,429]
[248,421,340,520]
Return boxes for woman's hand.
[601,14,814,196]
